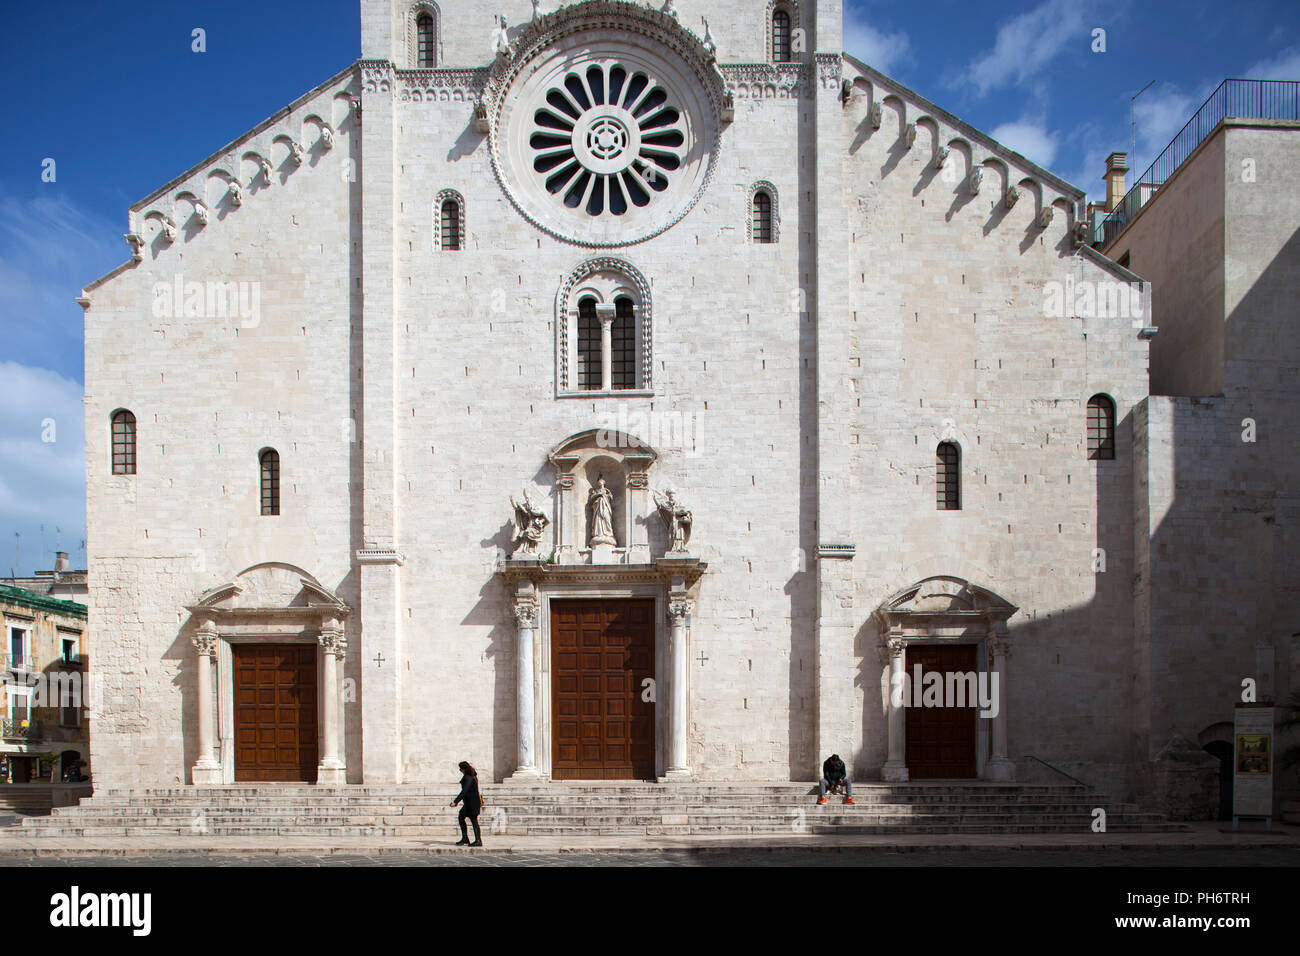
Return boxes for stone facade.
[78,0,1288,809]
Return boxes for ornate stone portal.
[874,576,1017,782]
[186,563,350,786]
[500,428,705,781]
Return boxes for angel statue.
[588,476,616,546]
[654,488,693,553]
[510,487,550,557]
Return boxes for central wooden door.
[233,644,318,782]
[904,643,978,779]
[551,600,655,780]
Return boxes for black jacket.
[453,774,481,814]
[823,757,846,784]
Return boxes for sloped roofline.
[842,53,1084,202]
[81,59,359,294]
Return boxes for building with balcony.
[0,586,90,784]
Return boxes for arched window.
[557,258,653,396]
[440,197,462,250]
[752,190,774,242]
[259,449,280,516]
[576,298,601,390]
[612,297,636,389]
[1087,394,1116,460]
[936,442,960,510]
[416,12,435,67]
[111,410,136,475]
[772,9,793,62]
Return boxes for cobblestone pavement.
[5,846,1300,866]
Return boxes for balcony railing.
[1100,78,1300,244]
[3,654,34,674]
[0,719,42,741]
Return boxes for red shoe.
[843,797,855,805]
[817,797,827,805]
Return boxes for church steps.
[16,784,1184,837]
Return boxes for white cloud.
[0,362,86,575]
[961,0,1093,96]
[1245,45,1300,81]
[989,118,1060,170]
[843,13,911,76]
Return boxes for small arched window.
[440,197,462,250]
[612,297,636,389]
[111,410,136,475]
[576,298,601,391]
[259,449,280,516]
[936,442,960,510]
[1087,394,1116,460]
[752,190,774,242]
[416,12,435,67]
[772,9,793,62]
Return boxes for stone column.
[664,599,692,779]
[881,636,909,782]
[317,618,347,785]
[191,620,222,785]
[983,625,1015,781]
[596,303,616,391]
[509,600,543,780]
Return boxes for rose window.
[530,65,686,217]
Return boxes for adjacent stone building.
[77,0,1292,811]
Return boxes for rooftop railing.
[1100,78,1300,244]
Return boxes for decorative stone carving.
[867,100,882,128]
[840,76,853,104]
[902,123,916,148]
[159,217,177,242]
[1004,185,1020,209]
[193,200,210,225]
[661,0,678,18]
[318,621,347,659]
[815,53,842,93]
[588,477,616,546]
[934,145,950,169]
[700,17,716,59]
[228,180,243,207]
[721,90,734,124]
[1072,220,1090,245]
[289,141,306,167]
[353,97,363,124]
[654,488,692,553]
[510,487,551,557]
[968,167,983,195]
[258,156,273,183]
[320,124,335,150]
[124,233,145,261]
[192,623,218,657]
[1036,206,1054,229]
[667,599,691,625]
[513,602,538,627]
[493,14,513,60]
[473,99,489,133]
[531,0,542,22]
[722,63,810,100]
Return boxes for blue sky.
[1,0,1297,575]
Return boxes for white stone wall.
[84,2,1179,799]
[82,74,363,788]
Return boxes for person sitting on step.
[818,753,854,805]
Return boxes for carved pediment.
[189,562,348,617]
[876,575,1016,624]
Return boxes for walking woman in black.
[450,761,483,847]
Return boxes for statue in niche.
[510,487,550,557]
[654,488,692,553]
[588,476,616,547]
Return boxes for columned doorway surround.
[500,428,706,782]
[874,576,1017,782]
[187,563,350,786]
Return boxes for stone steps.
[18,783,1186,837]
